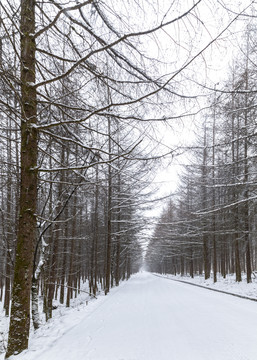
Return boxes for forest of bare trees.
[0,0,256,358]
[146,22,257,285]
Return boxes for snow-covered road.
[12,272,257,360]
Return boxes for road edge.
[152,273,257,302]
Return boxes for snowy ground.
[2,272,257,360]
[0,281,98,359]
[161,272,257,301]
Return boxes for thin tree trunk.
[115,165,121,286]
[202,123,210,280]
[190,246,194,278]
[94,164,99,295]
[212,99,217,283]
[243,54,251,283]
[232,92,242,283]
[66,190,77,307]
[105,116,112,295]
[60,204,69,305]
[4,118,12,316]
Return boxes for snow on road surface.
[8,272,257,360]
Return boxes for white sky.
[148,0,255,207]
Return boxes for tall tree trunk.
[6,0,38,357]
[190,246,194,278]
[243,47,251,283]
[232,91,241,283]
[105,116,112,295]
[115,160,121,286]
[93,164,99,295]
[66,190,77,307]
[60,204,69,304]
[212,98,217,283]
[3,115,13,316]
[202,123,210,280]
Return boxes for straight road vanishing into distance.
[14,272,257,360]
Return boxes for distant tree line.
[146,24,257,284]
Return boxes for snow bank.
[160,272,257,300]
